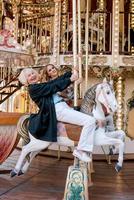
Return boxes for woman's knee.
[84,116,96,126]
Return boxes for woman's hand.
[73,66,79,72]
[75,77,83,85]
[70,70,79,82]
[96,120,106,128]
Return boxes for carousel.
[0,0,134,199]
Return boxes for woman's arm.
[29,72,73,99]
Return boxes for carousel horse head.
[95,78,118,114]
[81,78,118,115]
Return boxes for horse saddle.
[17,115,82,145]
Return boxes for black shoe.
[115,163,122,172]
[10,169,17,178]
[18,170,24,176]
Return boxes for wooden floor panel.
[0,150,134,200]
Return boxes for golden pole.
[61,0,68,53]
[97,0,106,51]
[77,0,82,98]
[115,76,125,130]
[112,0,120,69]
[53,0,61,67]
[73,0,78,107]
[12,1,19,40]
[130,0,134,53]
[85,0,89,92]
[0,0,3,29]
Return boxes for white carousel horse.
[80,78,125,172]
[10,79,125,177]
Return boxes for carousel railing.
[60,11,112,55]
[17,9,112,55]
[119,12,134,55]
[0,72,21,104]
[18,1,55,54]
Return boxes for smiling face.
[46,64,58,79]
[26,69,39,84]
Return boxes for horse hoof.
[10,169,17,178]
[18,170,24,176]
[109,148,114,155]
[115,164,122,172]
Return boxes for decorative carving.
[122,57,134,66]
[64,166,89,200]
[36,57,50,66]
[64,56,73,64]
[127,91,134,111]
[91,56,107,65]
[0,51,34,67]
[126,91,134,139]
[0,112,23,164]
[88,66,111,79]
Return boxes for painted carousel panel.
[127,108,134,139]
[0,112,23,164]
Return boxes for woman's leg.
[55,102,96,153]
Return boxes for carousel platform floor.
[0,149,134,200]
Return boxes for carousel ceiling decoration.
[19,0,55,22]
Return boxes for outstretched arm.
[29,71,75,99]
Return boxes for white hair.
[18,68,38,85]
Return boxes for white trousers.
[55,102,96,152]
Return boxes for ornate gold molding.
[91,56,107,65]
[0,50,34,67]
[36,57,50,66]
[122,56,134,66]
[64,56,73,64]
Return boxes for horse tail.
[17,115,30,146]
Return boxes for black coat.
[28,71,72,142]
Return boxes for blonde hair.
[40,64,59,82]
[18,68,38,85]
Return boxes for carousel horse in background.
[10,78,125,177]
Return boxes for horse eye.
[107,91,110,95]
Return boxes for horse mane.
[80,83,99,115]
[80,81,113,115]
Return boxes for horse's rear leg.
[11,140,50,177]
[20,150,40,175]
[115,140,125,172]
